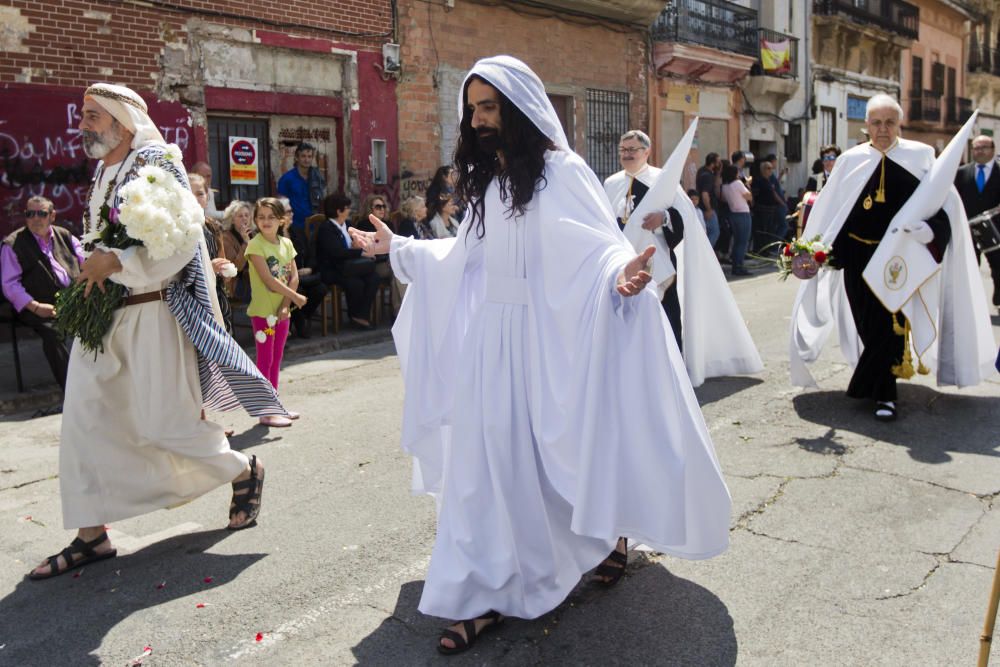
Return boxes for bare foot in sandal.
[29,527,117,580]
[438,611,504,654]
[228,455,265,530]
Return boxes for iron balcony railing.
[755,27,798,79]
[652,0,758,58]
[909,90,941,123]
[945,96,974,125]
[968,44,1000,77]
[813,0,919,41]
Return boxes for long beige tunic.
[59,153,247,529]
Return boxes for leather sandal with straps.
[437,610,504,656]
[227,455,265,531]
[593,537,628,587]
[28,531,117,580]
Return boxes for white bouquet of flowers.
[57,164,205,355]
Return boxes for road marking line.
[224,555,430,661]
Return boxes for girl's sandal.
[227,455,265,530]
[437,610,504,655]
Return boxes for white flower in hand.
[255,330,268,344]
[220,261,237,278]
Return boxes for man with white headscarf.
[29,84,288,580]
[789,94,995,421]
[350,56,730,655]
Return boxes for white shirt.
[330,218,352,247]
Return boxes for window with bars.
[585,88,630,182]
[784,123,802,163]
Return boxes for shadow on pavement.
[792,384,1000,463]
[0,529,266,666]
[695,376,764,407]
[351,562,736,665]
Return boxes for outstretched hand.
[616,245,655,297]
[348,215,394,258]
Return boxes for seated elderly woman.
[317,193,379,329]
[396,195,434,239]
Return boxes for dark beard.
[475,128,502,158]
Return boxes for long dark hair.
[454,75,556,238]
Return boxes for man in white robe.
[607,129,763,384]
[29,84,283,580]
[789,94,995,420]
[351,56,731,655]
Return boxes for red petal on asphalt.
[255,632,264,642]
[196,603,206,608]
[203,576,214,583]
[156,582,166,589]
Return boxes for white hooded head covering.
[84,83,165,149]
[459,56,570,152]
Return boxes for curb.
[0,327,394,418]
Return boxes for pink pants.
[251,316,290,389]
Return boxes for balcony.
[908,90,941,124]
[753,28,799,79]
[945,96,974,126]
[651,0,759,84]
[813,0,919,41]
[652,0,758,58]
[519,0,668,26]
[968,45,1000,77]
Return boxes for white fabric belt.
[485,277,529,305]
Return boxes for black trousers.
[974,246,1000,305]
[17,309,70,390]
[661,284,682,353]
[323,259,380,320]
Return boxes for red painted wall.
[0,83,195,237]
[354,50,400,206]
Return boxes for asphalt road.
[0,265,998,666]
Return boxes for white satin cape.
[606,168,763,387]
[789,138,995,388]
[391,150,731,560]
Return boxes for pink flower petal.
[255,632,264,642]
[203,576,214,583]
[156,582,166,590]
[196,603,206,608]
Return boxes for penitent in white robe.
[60,153,247,529]
[390,150,730,621]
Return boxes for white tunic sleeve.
[107,243,197,290]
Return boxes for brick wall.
[396,0,650,189]
[0,0,392,89]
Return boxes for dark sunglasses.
[24,210,52,218]
[372,203,387,210]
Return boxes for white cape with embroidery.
[788,138,994,388]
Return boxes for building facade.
[809,0,918,164]
[0,0,399,236]
[966,0,1000,139]
[900,0,974,153]
[395,0,657,197]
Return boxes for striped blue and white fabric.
[111,145,288,417]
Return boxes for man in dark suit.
[1,196,84,389]
[315,193,379,329]
[955,134,1000,307]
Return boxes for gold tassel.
[891,313,917,379]
[875,152,887,203]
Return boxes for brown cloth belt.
[123,289,167,306]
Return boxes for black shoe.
[874,401,897,422]
[291,313,311,339]
[992,283,1000,307]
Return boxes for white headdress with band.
[459,56,570,152]
[85,83,165,149]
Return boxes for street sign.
[228,136,259,185]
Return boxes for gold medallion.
[863,195,873,210]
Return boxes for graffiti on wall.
[0,87,194,237]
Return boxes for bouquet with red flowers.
[775,235,833,281]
